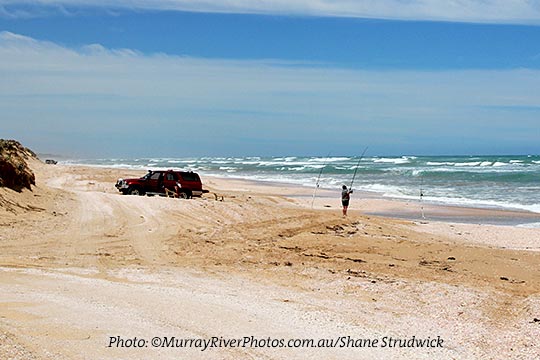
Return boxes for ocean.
[63,155,540,214]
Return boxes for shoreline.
[61,163,540,227]
[56,154,540,216]
[204,174,540,227]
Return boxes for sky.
[1,1,540,157]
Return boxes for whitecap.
[373,158,410,164]
[454,162,481,167]
[517,222,540,228]
[362,183,409,197]
[308,157,351,162]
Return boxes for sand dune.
[1,160,539,359]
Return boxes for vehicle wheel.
[128,187,142,196]
[178,191,190,199]
[121,189,128,195]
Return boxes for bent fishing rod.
[349,146,369,191]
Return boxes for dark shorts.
[342,200,349,207]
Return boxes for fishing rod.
[420,172,426,220]
[349,146,369,191]
[311,152,331,209]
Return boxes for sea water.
[63,155,540,214]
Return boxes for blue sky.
[1,1,540,157]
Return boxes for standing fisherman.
[341,185,353,216]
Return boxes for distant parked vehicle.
[115,170,208,199]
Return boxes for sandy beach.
[1,160,539,359]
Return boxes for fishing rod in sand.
[349,146,369,191]
[420,173,426,220]
[311,153,331,209]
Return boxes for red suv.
[115,170,208,199]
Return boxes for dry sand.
[1,160,539,359]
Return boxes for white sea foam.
[361,184,410,197]
[517,222,540,228]
[61,162,149,170]
[210,160,231,164]
[308,157,351,162]
[422,167,460,173]
[454,162,481,167]
[306,164,325,169]
[273,157,298,162]
[251,160,313,167]
[352,182,540,213]
[373,158,410,164]
[428,197,540,213]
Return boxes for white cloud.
[1,0,540,24]
[1,31,539,155]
